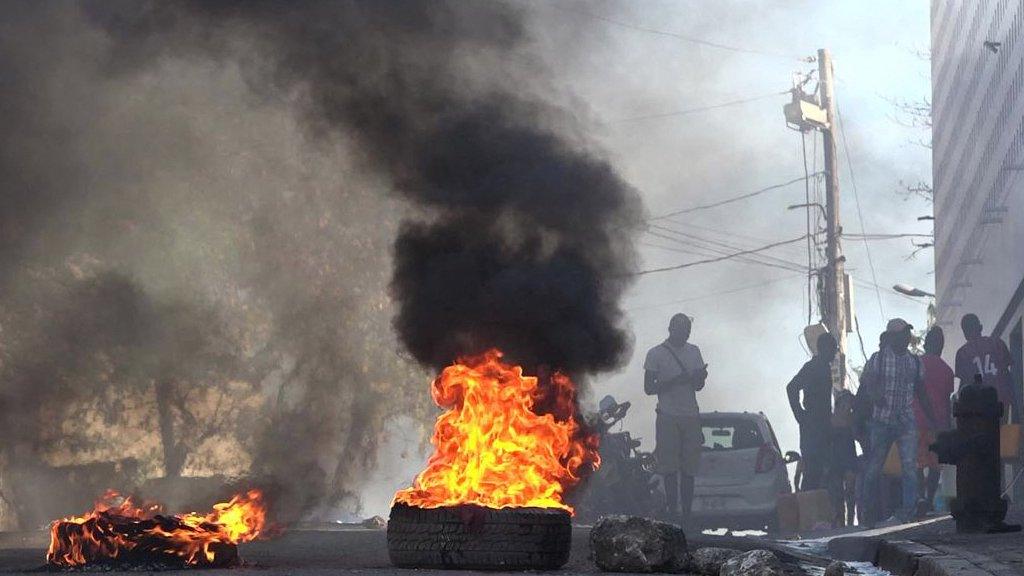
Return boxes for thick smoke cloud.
[0,0,430,526]
[82,0,642,374]
[0,0,640,527]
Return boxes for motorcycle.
[574,396,665,523]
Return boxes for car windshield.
[700,419,764,451]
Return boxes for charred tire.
[387,503,571,570]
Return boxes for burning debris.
[388,351,596,570]
[47,489,266,570]
[393,349,598,511]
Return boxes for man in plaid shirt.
[860,318,936,526]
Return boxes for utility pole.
[783,48,850,389]
[818,48,848,390]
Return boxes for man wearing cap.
[860,318,936,525]
[644,313,708,525]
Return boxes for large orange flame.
[394,349,598,512]
[47,489,267,568]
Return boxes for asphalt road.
[0,526,824,576]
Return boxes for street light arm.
[787,202,828,221]
[893,283,936,298]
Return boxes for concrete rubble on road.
[361,516,386,529]
[590,515,690,573]
[691,547,743,575]
[720,549,785,576]
[824,560,846,576]
[591,516,791,575]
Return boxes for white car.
[691,411,794,532]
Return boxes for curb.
[873,539,1015,576]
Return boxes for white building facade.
[932,0,1024,386]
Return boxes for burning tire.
[387,503,571,570]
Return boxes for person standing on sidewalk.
[831,389,859,526]
[915,326,954,512]
[854,331,888,526]
[861,318,937,525]
[644,313,708,525]
[787,332,838,491]
[955,313,1020,422]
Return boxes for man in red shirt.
[915,326,954,511]
[955,314,1020,422]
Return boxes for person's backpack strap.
[659,343,691,380]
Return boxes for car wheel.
[387,503,572,570]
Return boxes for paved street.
[0,526,827,576]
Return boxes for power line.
[835,104,885,321]
[639,236,740,262]
[658,219,819,269]
[643,235,814,279]
[627,274,805,312]
[647,224,810,273]
[801,130,815,324]
[649,174,821,220]
[609,92,786,123]
[649,220,827,272]
[545,4,806,61]
[642,230,806,275]
[633,234,811,277]
[848,275,920,305]
[844,233,934,240]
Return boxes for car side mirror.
[784,451,801,465]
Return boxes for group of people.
[788,313,1019,527]
[641,311,1018,528]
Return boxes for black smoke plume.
[82,0,642,375]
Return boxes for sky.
[521,0,934,455]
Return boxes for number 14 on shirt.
[973,354,1000,376]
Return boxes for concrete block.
[877,540,939,576]
[796,489,832,532]
[917,555,992,576]
[826,535,880,563]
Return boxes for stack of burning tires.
[387,350,597,570]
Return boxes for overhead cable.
[836,104,885,320]
[649,174,822,221]
[844,233,935,240]
[627,274,805,312]
[646,224,809,272]
[633,234,811,277]
[546,4,806,60]
[609,92,787,123]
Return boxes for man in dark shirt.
[787,332,838,490]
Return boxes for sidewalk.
[829,511,1024,576]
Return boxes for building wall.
[932,0,1024,363]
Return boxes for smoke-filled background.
[0,1,932,526]
[0,0,643,528]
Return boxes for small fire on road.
[47,489,267,569]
